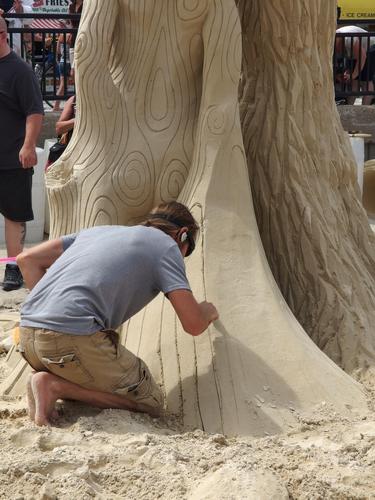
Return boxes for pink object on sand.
[0,257,17,263]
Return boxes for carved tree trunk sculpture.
[237,0,375,380]
[0,0,367,435]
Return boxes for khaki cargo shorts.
[19,327,164,412]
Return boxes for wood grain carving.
[237,0,375,380]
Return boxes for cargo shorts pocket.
[115,363,164,409]
[41,352,94,386]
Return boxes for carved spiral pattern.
[206,106,227,135]
[158,159,189,202]
[112,152,153,207]
[176,0,208,21]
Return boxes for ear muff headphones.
[178,229,196,256]
[147,213,196,256]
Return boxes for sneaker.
[2,264,23,292]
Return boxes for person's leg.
[346,79,358,105]
[53,74,64,112]
[18,327,47,421]
[2,219,26,290]
[362,80,374,105]
[4,218,26,256]
[23,329,163,425]
[26,373,36,421]
[1,169,33,290]
[30,370,157,426]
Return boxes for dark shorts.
[0,168,34,222]
[58,61,71,77]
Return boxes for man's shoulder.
[3,51,33,73]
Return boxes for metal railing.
[4,13,80,105]
[334,31,375,100]
[5,13,375,104]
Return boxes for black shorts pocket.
[41,351,93,386]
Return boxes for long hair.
[141,202,199,239]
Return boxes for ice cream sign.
[338,0,375,20]
[32,0,70,14]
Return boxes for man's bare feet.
[31,371,59,426]
[26,372,36,421]
[28,370,162,424]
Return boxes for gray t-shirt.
[0,51,44,170]
[20,225,191,334]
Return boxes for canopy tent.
[338,0,375,20]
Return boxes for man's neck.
[0,45,11,59]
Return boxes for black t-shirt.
[0,1,13,12]
[0,51,44,170]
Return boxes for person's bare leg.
[345,80,358,105]
[26,372,36,421]
[53,77,64,111]
[362,81,374,105]
[4,219,26,257]
[31,371,160,426]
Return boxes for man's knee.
[114,360,164,413]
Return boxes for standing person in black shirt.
[0,17,44,291]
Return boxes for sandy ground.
[1,254,375,499]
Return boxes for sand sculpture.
[1,0,372,436]
[237,0,375,382]
[363,160,375,217]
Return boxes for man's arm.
[55,96,75,136]
[19,114,43,168]
[16,238,65,290]
[168,290,219,336]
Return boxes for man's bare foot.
[26,372,36,421]
[31,372,59,426]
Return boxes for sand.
[1,282,375,499]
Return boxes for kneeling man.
[17,202,218,425]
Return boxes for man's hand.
[20,114,43,168]
[199,301,219,324]
[19,144,37,168]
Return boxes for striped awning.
[30,18,64,30]
[7,5,65,30]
